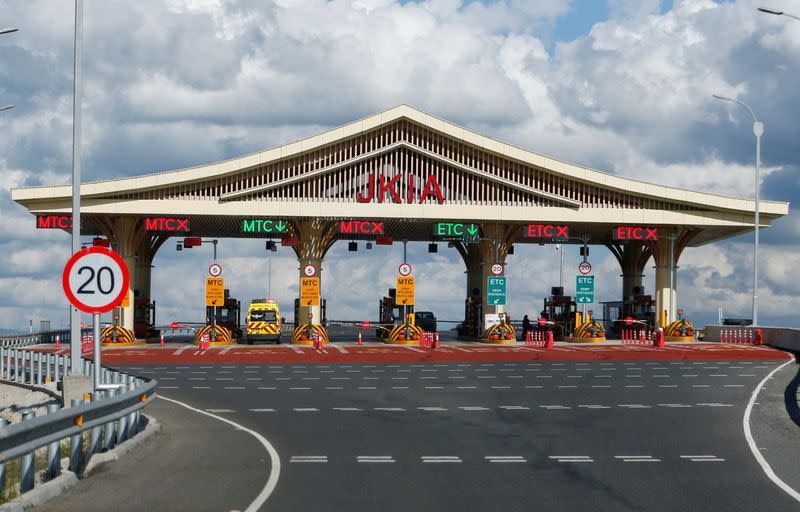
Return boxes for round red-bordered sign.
[538,317,547,327]
[398,262,412,276]
[62,247,130,314]
[625,316,634,326]
[578,261,592,275]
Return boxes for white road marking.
[332,345,348,354]
[293,408,319,412]
[486,456,526,463]
[219,346,233,355]
[159,396,280,512]
[591,385,612,388]
[421,456,461,463]
[658,403,691,408]
[618,404,651,408]
[290,387,311,390]
[525,385,543,389]
[549,456,593,463]
[159,386,179,389]
[625,385,644,388]
[205,408,235,413]
[357,456,395,463]
[692,385,711,388]
[324,386,344,390]
[744,358,800,503]
[558,385,577,389]
[290,456,327,463]
[224,386,246,390]
[492,386,511,390]
[403,346,426,353]
[460,406,489,411]
[658,385,678,388]
[258,387,277,390]
[249,408,276,412]
[333,407,363,411]
[540,405,571,410]
[374,407,405,411]
[173,346,191,356]
[680,455,726,462]
[359,387,377,390]
[499,405,530,410]
[579,405,611,409]
[192,386,210,389]
[392,386,409,389]
[425,386,444,390]
[215,377,234,381]
[458,386,477,389]
[287,346,304,354]
[615,455,660,462]
[450,346,472,352]
[697,403,733,407]
[419,407,447,411]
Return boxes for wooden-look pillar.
[606,241,652,301]
[645,229,700,328]
[291,219,337,328]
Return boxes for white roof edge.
[9,104,791,217]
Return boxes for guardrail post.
[12,349,18,382]
[37,352,43,385]
[116,376,128,445]
[19,408,35,493]
[0,418,7,493]
[0,346,5,379]
[46,403,61,479]
[27,350,34,384]
[90,392,103,454]
[126,376,138,438]
[69,399,83,473]
[104,388,117,451]
[45,353,52,383]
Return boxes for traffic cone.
[357,332,362,345]
[55,335,60,348]
[160,333,165,347]
[434,332,440,349]
[525,331,531,346]
[546,331,554,349]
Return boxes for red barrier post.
[358,332,363,345]
[525,331,531,346]
[755,328,763,346]
[55,335,61,348]
[160,333,165,347]
[546,331,554,349]
[433,332,440,349]
[654,329,665,348]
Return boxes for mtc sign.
[242,219,288,234]
[145,217,190,232]
[339,220,384,235]
[37,215,73,229]
[525,224,569,240]
[612,226,657,241]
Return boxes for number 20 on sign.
[62,246,130,314]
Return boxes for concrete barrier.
[704,324,800,353]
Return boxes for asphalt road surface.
[97,357,800,512]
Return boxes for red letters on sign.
[36,215,72,229]
[356,173,445,204]
[339,220,385,235]
[145,217,191,232]
[612,226,658,240]
[526,224,569,238]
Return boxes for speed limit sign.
[62,247,130,314]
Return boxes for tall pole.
[558,244,564,289]
[713,94,762,326]
[268,250,272,296]
[402,241,407,322]
[669,232,675,325]
[70,0,84,374]
[753,122,763,325]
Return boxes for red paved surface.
[32,342,791,364]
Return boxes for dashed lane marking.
[293,408,319,412]
[422,456,462,463]
[374,407,406,411]
[486,456,526,463]
[549,456,593,463]
[419,407,448,411]
[205,408,235,413]
[499,405,530,410]
[357,456,395,463]
[540,405,571,410]
[680,455,726,462]
[697,403,733,407]
[459,406,490,411]
[615,455,660,463]
[618,404,651,408]
[333,407,362,411]
[658,403,692,408]
[290,456,327,463]
[579,405,611,409]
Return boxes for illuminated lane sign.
[612,226,658,241]
[145,217,190,232]
[242,219,289,234]
[36,215,72,229]
[433,222,479,244]
[525,224,569,239]
[339,220,385,235]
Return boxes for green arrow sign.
[433,222,480,239]
[242,219,289,234]
[487,276,506,305]
[576,275,595,304]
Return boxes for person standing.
[522,314,531,341]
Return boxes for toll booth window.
[250,310,277,322]
[134,309,148,322]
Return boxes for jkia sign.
[357,174,444,204]
[612,226,657,241]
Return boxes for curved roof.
[10,104,789,219]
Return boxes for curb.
[82,418,161,477]
[0,416,161,511]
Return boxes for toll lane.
[117,358,799,512]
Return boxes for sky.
[0,0,799,332]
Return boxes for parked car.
[414,311,437,332]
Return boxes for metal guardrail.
[0,347,157,499]
[0,329,94,348]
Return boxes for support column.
[291,219,336,328]
[606,241,651,301]
[645,229,701,328]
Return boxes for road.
[103,351,799,512]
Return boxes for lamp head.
[757,7,784,15]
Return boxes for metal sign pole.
[69,0,84,375]
[92,313,100,393]
[402,241,407,323]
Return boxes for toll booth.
[206,289,242,339]
[457,296,482,338]
[378,288,414,339]
[294,298,327,328]
[542,287,577,339]
[133,298,159,340]
[601,287,655,337]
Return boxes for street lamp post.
[0,27,19,35]
[712,94,763,326]
[758,7,800,20]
